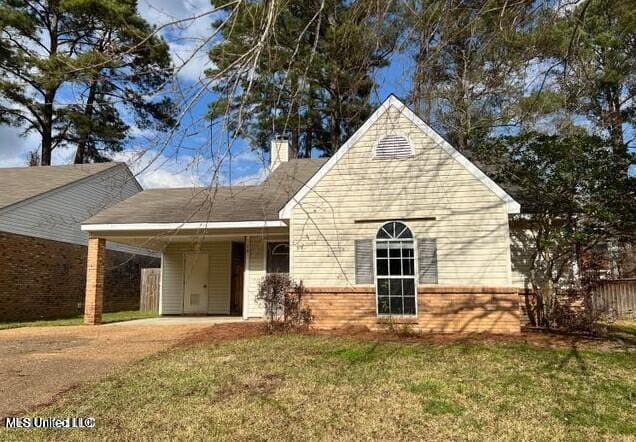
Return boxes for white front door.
[184,253,209,314]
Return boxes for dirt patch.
[216,373,285,400]
[0,323,239,419]
[306,325,635,351]
[177,322,267,347]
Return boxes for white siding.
[245,236,266,318]
[290,106,513,287]
[160,241,231,315]
[0,165,146,255]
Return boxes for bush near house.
[257,274,312,331]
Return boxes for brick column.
[84,237,106,325]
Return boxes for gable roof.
[279,94,521,218]
[82,159,327,228]
[0,162,130,211]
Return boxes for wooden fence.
[593,279,636,317]
[140,268,161,312]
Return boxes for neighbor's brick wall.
[304,286,520,334]
[0,231,159,321]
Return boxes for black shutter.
[417,238,438,284]
[354,239,374,284]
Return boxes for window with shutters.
[375,221,417,315]
[373,134,414,160]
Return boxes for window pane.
[403,258,414,276]
[389,279,402,296]
[404,248,414,257]
[403,297,416,315]
[385,223,395,238]
[389,259,401,275]
[377,279,389,296]
[403,278,415,295]
[389,248,401,258]
[378,297,390,314]
[398,227,413,239]
[377,259,389,276]
[390,297,403,315]
[377,248,388,258]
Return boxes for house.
[0,162,159,321]
[81,95,522,333]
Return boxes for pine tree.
[530,0,636,152]
[404,0,534,151]
[207,0,398,158]
[0,0,176,165]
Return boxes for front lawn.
[0,310,157,330]
[2,332,634,440]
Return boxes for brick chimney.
[270,135,290,171]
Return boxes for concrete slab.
[107,316,251,326]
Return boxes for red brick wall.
[0,231,159,321]
[303,286,521,334]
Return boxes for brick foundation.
[0,231,159,321]
[303,286,521,334]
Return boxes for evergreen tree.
[0,0,175,165]
[530,0,636,152]
[404,0,534,151]
[207,0,398,158]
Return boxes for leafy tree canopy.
[0,0,176,164]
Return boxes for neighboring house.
[81,95,523,333]
[0,163,159,321]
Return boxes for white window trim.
[372,134,415,160]
[279,94,520,219]
[374,221,419,317]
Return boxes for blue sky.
[0,0,633,183]
[0,0,417,187]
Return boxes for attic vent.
[374,135,413,159]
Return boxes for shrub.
[256,274,312,331]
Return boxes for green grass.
[610,319,636,336]
[0,310,157,330]
[2,334,634,440]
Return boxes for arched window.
[376,221,416,315]
[267,242,289,273]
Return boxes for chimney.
[270,135,290,171]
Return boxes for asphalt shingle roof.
[83,159,328,225]
[0,162,123,210]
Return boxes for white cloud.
[111,149,205,189]
[0,126,39,167]
[137,0,216,83]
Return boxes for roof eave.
[81,220,288,233]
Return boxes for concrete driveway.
[0,322,227,418]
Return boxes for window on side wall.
[376,221,417,315]
[267,242,290,274]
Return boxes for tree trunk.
[41,6,60,166]
[608,86,624,152]
[74,80,98,164]
[41,97,53,166]
[411,29,431,120]
[330,112,339,155]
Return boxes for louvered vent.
[374,135,413,159]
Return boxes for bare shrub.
[525,287,616,334]
[256,274,312,332]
